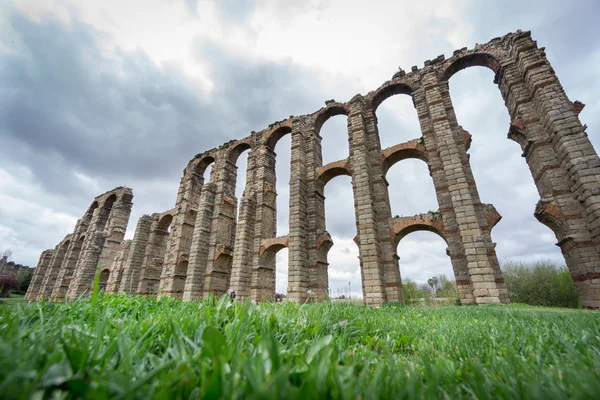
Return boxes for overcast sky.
[1,0,599,297]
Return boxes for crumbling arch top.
[313,104,349,135]
[370,82,415,113]
[266,121,293,150]
[440,48,505,82]
[392,213,446,248]
[227,141,252,164]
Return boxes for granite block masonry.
[26,31,600,308]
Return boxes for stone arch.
[227,141,252,164]
[315,105,350,166]
[98,268,110,292]
[313,104,349,134]
[315,159,352,187]
[266,124,293,151]
[254,236,289,302]
[370,82,415,113]
[391,214,447,249]
[158,213,173,232]
[194,155,216,181]
[381,139,428,175]
[102,194,117,210]
[441,52,503,82]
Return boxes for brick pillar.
[67,192,133,300]
[229,189,256,300]
[494,31,600,308]
[25,249,53,301]
[203,158,239,298]
[50,235,85,301]
[106,240,131,294]
[287,119,311,302]
[40,240,70,300]
[416,71,502,304]
[137,214,171,296]
[307,124,328,301]
[119,215,152,295]
[363,106,403,303]
[347,96,387,306]
[183,182,216,301]
[249,144,278,302]
[158,207,197,299]
[436,82,510,304]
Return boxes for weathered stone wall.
[27,30,600,308]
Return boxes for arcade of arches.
[27,31,600,308]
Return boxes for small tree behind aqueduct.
[26,31,600,308]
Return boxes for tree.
[0,276,19,298]
[17,269,32,293]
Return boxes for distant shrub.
[0,276,19,298]
[502,260,579,308]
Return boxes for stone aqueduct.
[26,31,600,308]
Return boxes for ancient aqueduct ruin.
[26,31,600,308]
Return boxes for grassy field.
[1,296,599,399]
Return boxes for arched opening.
[195,155,215,184]
[396,231,455,305]
[386,159,438,219]
[98,269,110,292]
[255,238,288,302]
[275,248,288,299]
[447,65,564,268]
[172,261,189,295]
[158,214,173,233]
[103,194,116,211]
[271,128,291,237]
[323,175,361,301]
[373,87,421,150]
[319,113,349,166]
[229,143,251,222]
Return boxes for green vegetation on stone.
[1,295,599,399]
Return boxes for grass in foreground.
[1,296,599,399]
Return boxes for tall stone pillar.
[158,207,197,299]
[347,96,387,306]
[249,143,279,301]
[203,158,240,298]
[306,121,328,302]
[494,31,600,308]
[183,182,216,301]
[415,71,502,304]
[287,119,311,302]
[39,239,70,300]
[137,214,171,296]
[106,240,132,294]
[25,249,53,301]
[362,106,403,303]
[229,190,256,300]
[119,215,152,294]
[50,236,85,301]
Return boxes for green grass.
[0,294,27,306]
[1,296,599,399]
